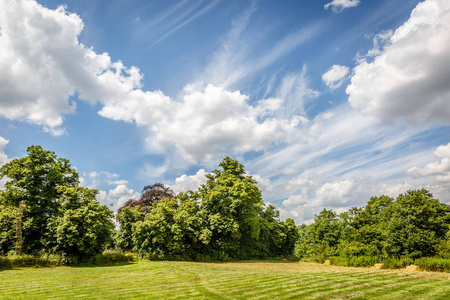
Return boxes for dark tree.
[118,183,174,215]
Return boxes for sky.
[0,0,449,224]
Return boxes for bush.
[89,251,136,265]
[0,254,62,269]
[0,251,136,269]
[328,256,378,268]
[415,257,450,272]
[381,257,414,269]
[299,256,325,263]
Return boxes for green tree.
[199,157,264,259]
[0,145,79,253]
[46,186,114,258]
[115,206,144,251]
[382,189,450,258]
[132,196,180,256]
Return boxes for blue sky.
[1,0,449,223]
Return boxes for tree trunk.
[15,200,25,255]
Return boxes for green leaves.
[0,145,113,257]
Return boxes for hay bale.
[405,264,419,271]
[323,260,331,265]
[371,263,384,269]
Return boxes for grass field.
[1,261,450,299]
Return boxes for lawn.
[1,261,450,299]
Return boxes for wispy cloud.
[324,0,360,13]
[200,4,323,89]
[134,0,220,46]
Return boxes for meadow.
[1,261,450,299]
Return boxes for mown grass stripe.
[2,261,450,299]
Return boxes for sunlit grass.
[1,261,450,299]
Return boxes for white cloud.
[347,0,450,125]
[171,169,208,194]
[81,171,122,189]
[0,136,11,190]
[0,0,149,135]
[0,1,304,164]
[324,0,360,13]
[200,4,322,89]
[407,143,450,183]
[0,136,10,167]
[138,84,302,163]
[322,65,350,90]
[251,174,274,194]
[282,194,309,207]
[97,184,140,212]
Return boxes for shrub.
[415,257,450,272]
[328,256,378,268]
[381,257,414,269]
[0,254,62,269]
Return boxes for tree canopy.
[0,146,114,257]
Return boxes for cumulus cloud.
[137,84,302,162]
[347,0,450,125]
[322,65,350,90]
[0,137,11,190]
[171,169,208,194]
[0,1,303,163]
[280,175,415,224]
[97,184,140,212]
[324,0,360,13]
[407,143,450,183]
[0,1,142,134]
[251,174,274,194]
[0,136,10,167]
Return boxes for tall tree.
[0,145,79,253]
[199,157,264,259]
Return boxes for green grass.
[1,261,450,299]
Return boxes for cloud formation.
[324,0,360,13]
[0,137,11,189]
[347,0,450,125]
[322,65,350,90]
[0,0,303,163]
[407,143,450,183]
[171,169,208,194]
[97,185,140,212]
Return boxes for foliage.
[115,206,144,251]
[381,257,415,269]
[295,189,450,269]
[382,189,450,258]
[118,183,174,215]
[328,255,378,268]
[0,145,79,253]
[129,157,298,260]
[0,203,17,254]
[46,186,114,258]
[0,145,114,258]
[415,257,450,272]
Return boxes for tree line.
[295,189,450,265]
[2,145,450,264]
[0,146,297,260]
